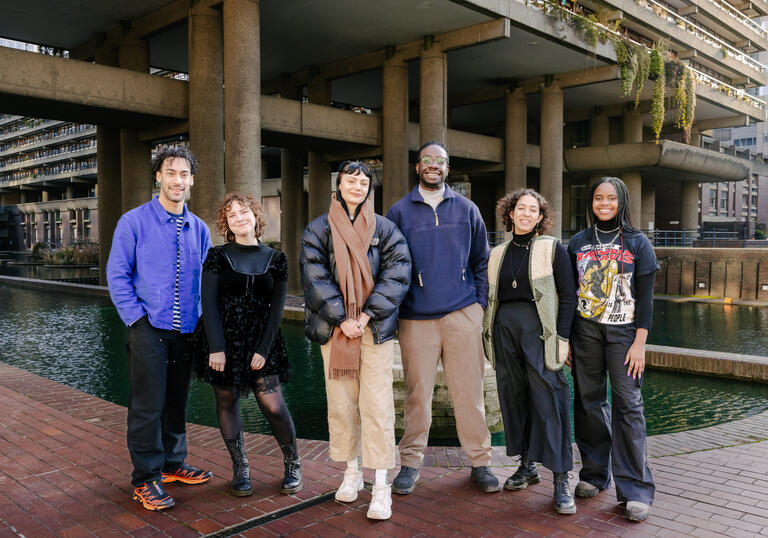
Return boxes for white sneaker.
[367,484,392,520]
[335,468,363,502]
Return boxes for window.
[720,192,728,211]
[743,194,749,207]
[709,190,717,210]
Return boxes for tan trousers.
[320,326,396,470]
[398,302,492,468]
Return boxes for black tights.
[214,375,296,446]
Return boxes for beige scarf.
[327,193,376,379]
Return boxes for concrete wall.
[654,247,768,301]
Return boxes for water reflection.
[2,285,768,442]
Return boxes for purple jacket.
[107,197,211,333]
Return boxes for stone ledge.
[0,274,109,297]
[646,344,768,384]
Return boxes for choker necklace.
[510,237,533,288]
[595,225,620,234]
[511,236,533,250]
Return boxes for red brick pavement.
[1,361,767,537]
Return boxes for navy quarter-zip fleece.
[386,184,489,319]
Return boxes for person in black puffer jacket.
[300,160,410,521]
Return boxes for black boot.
[504,454,541,490]
[553,472,576,514]
[279,439,302,494]
[224,432,253,497]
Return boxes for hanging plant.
[683,68,696,142]
[673,64,687,128]
[649,48,663,80]
[634,48,651,108]
[651,59,665,141]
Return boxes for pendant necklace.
[510,236,533,288]
[593,226,620,249]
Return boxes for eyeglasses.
[419,155,449,166]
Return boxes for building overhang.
[564,141,760,182]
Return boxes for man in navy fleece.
[386,141,498,495]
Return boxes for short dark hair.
[152,146,199,177]
[417,141,448,159]
[336,160,371,189]
[496,188,553,234]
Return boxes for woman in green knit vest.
[482,189,577,515]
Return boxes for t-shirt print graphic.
[576,255,635,324]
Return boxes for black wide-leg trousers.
[126,315,192,487]
[493,301,573,473]
[571,316,655,505]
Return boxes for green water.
[1,284,768,442]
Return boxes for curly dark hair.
[496,188,553,234]
[152,146,199,177]
[216,192,267,242]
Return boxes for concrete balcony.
[0,120,66,143]
[685,0,768,52]
[595,0,768,86]
[0,146,97,173]
[0,115,21,127]
[0,126,96,158]
[563,140,768,182]
[0,167,97,191]
[16,196,97,214]
[730,0,768,16]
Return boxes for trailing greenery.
[649,41,668,141]
[649,48,663,81]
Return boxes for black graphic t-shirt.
[567,229,659,325]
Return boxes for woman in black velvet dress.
[189,192,300,497]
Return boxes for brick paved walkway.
[1,362,767,537]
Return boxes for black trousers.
[493,302,573,473]
[571,316,655,505]
[126,316,192,487]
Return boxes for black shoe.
[132,480,175,511]
[392,466,420,495]
[279,439,302,494]
[161,462,212,485]
[574,480,600,498]
[470,466,500,493]
[553,472,576,515]
[224,433,253,497]
[504,455,541,491]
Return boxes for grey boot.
[279,439,302,494]
[224,432,253,497]
[504,454,541,491]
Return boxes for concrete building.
[2,0,768,286]
[0,113,98,250]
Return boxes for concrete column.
[35,212,44,243]
[308,76,332,220]
[588,111,611,189]
[540,81,564,239]
[65,185,74,199]
[120,130,152,212]
[223,0,261,200]
[505,87,527,194]
[419,42,447,147]
[119,38,153,213]
[383,54,410,211]
[641,185,656,231]
[281,149,304,294]
[189,4,225,234]
[623,109,643,227]
[0,193,6,206]
[97,127,121,285]
[681,181,699,230]
[41,191,49,202]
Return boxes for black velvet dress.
[189,242,290,392]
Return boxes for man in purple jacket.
[386,141,498,495]
[107,147,212,511]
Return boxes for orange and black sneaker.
[132,480,175,511]
[161,462,212,485]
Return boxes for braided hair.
[586,176,639,233]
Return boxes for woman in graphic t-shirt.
[567,176,659,522]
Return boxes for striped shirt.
[170,213,184,331]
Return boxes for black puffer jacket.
[300,213,411,345]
